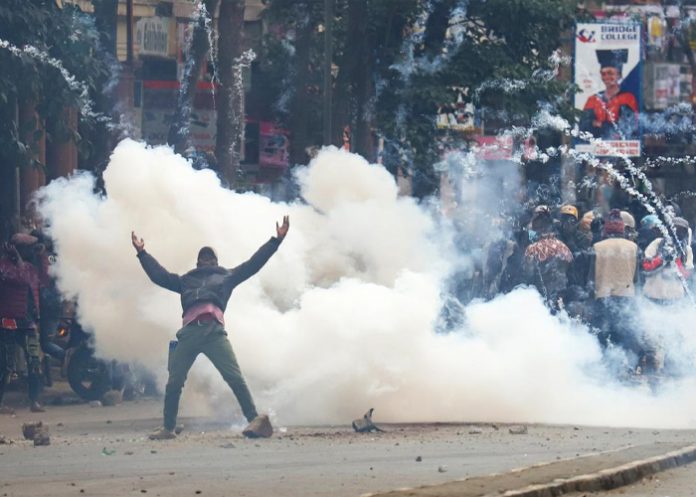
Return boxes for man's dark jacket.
[137,237,281,315]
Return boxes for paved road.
[1,394,696,497]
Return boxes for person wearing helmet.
[557,204,592,289]
[637,214,660,251]
[642,217,693,303]
[524,206,573,311]
[557,204,579,246]
[559,204,579,222]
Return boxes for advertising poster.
[651,63,681,110]
[574,22,642,157]
[473,135,513,161]
[259,122,289,168]
[141,81,217,152]
[136,17,170,57]
[436,90,478,132]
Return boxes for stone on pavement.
[22,421,43,440]
[243,414,273,438]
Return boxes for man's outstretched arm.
[132,231,182,293]
[228,216,289,285]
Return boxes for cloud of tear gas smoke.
[37,139,696,428]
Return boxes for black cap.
[197,246,217,260]
[531,206,553,233]
[596,49,628,71]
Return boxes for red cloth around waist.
[182,302,225,327]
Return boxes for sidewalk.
[365,442,696,497]
[567,463,696,497]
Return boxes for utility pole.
[126,0,133,65]
[323,0,334,145]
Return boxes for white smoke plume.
[37,139,696,428]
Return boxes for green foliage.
[0,1,113,170]
[259,0,422,160]
[257,0,323,121]
[258,0,578,197]
[377,0,578,196]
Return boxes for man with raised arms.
[131,216,289,440]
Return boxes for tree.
[167,0,221,155]
[258,0,575,198]
[377,0,577,197]
[79,0,120,176]
[0,1,113,235]
[216,0,247,187]
[259,0,325,165]
[327,0,423,159]
[260,0,421,162]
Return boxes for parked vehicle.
[52,317,157,401]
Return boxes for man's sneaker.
[242,414,273,438]
[0,406,15,415]
[30,401,45,413]
[148,427,176,440]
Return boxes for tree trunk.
[289,16,313,164]
[168,0,220,154]
[332,0,377,159]
[331,1,360,148]
[93,0,119,56]
[215,0,246,188]
[47,107,78,180]
[18,99,46,216]
[352,0,374,160]
[422,0,455,57]
[92,0,119,173]
[0,95,19,239]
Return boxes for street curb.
[361,444,696,497]
[502,444,696,497]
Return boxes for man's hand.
[131,231,145,254]
[276,215,290,240]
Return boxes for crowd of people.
[1,192,694,417]
[457,201,694,379]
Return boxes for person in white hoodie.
[642,217,693,303]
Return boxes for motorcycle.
[51,317,157,401]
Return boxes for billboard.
[136,17,171,57]
[646,63,681,110]
[259,122,289,168]
[141,80,217,152]
[574,22,641,157]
